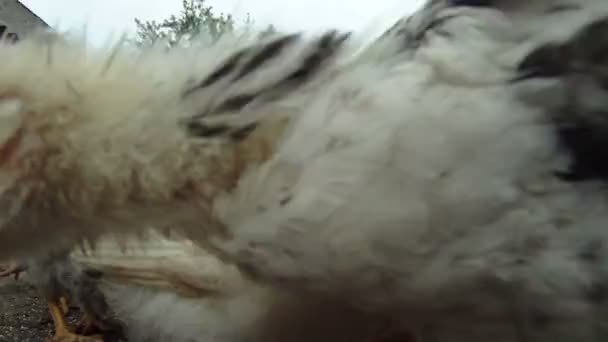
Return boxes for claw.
[0,260,28,280]
[59,297,70,315]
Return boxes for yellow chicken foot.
[46,298,104,342]
[59,296,70,315]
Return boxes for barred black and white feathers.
[513,15,608,183]
[0,29,356,261]
[0,0,608,341]
[183,30,352,141]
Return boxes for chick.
[0,250,126,342]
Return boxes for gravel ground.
[0,278,127,342]
[0,278,79,341]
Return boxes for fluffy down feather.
[72,234,391,342]
[0,0,608,341]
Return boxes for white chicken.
[0,0,608,341]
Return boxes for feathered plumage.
[71,234,392,342]
[1,0,608,340]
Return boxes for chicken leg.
[60,296,70,315]
[0,259,109,341]
[46,296,104,342]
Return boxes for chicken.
[0,250,125,342]
[0,0,606,340]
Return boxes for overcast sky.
[20,0,424,44]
